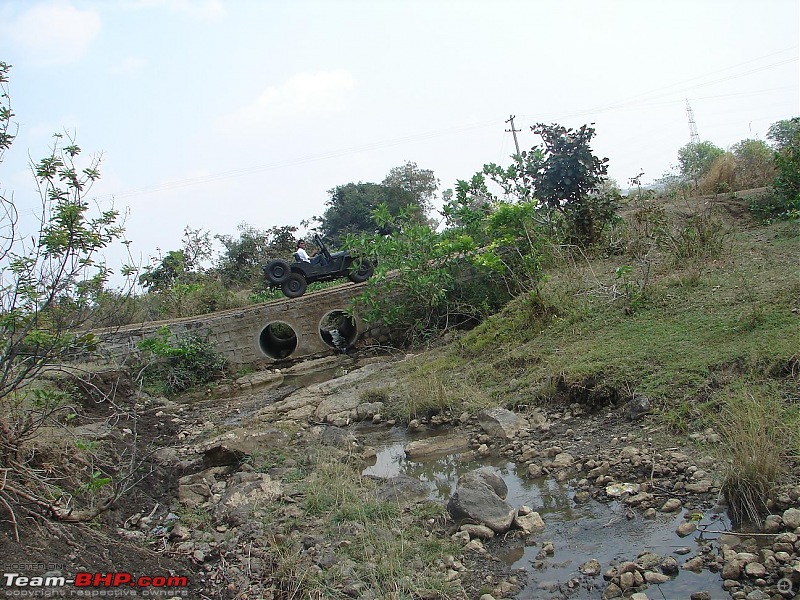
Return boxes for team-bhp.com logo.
[3,572,189,597]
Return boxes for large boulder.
[447,469,515,533]
[477,407,529,439]
[457,468,508,499]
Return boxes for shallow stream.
[360,425,732,600]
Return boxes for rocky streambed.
[158,356,800,599]
[5,355,798,600]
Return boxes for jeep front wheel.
[281,273,308,298]
[348,259,374,283]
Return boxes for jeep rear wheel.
[281,272,307,298]
[348,259,374,283]
[264,259,291,284]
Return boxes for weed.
[716,381,798,527]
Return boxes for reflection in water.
[360,425,732,600]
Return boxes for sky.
[1,0,798,284]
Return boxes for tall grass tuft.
[716,382,797,528]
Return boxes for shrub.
[136,326,226,395]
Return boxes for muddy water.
[361,426,731,600]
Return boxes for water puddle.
[361,426,732,599]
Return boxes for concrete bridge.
[97,282,392,368]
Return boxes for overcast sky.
[1,0,798,280]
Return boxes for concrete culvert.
[259,321,297,359]
[319,310,357,352]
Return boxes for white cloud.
[128,0,226,20]
[216,70,357,136]
[4,1,101,67]
[110,57,147,74]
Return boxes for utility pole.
[685,99,700,144]
[505,115,521,156]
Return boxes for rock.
[201,427,289,465]
[447,473,515,533]
[636,553,663,571]
[606,483,639,497]
[405,435,470,460]
[580,559,601,576]
[722,560,742,580]
[476,407,529,439]
[551,452,575,469]
[684,480,713,494]
[763,514,783,533]
[690,593,711,600]
[604,582,623,598]
[683,556,704,572]
[618,571,636,590]
[459,524,495,539]
[624,395,651,421]
[782,507,800,530]
[743,562,766,577]
[644,571,670,584]
[660,556,679,575]
[458,468,508,499]
[214,473,282,526]
[527,464,544,478]
[514,511,545,534]
[676,522,697,537]
[660,498,683,513]
[374,475,429,505]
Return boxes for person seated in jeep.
[295,239,324,265]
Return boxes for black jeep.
[262,234,375,298]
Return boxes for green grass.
[391,204,797,426]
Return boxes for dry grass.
[716,381,799,527]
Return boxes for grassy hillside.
[395,192,799,456]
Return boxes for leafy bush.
[136,326,226,395]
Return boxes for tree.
[449,123,617,245]
[731,139,774,190]
[767,117,800,215]
[215,223,297,286]
[381,161,439,215]
[677,141,725,183]
[320,182,417,244]
[1,62,137,531]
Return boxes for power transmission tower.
[505,115,521,156]
[685,99,700,144]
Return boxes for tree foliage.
[731,139,775,190]
[320,162,438,244]
[766,117,800,217]
[215,223,297,286]
[677,141,725,182]
[381,161,439,215]
[448,123,617,246]
[0,62,139,530]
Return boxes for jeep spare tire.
[265,259,291,284]
[281,272,307,298]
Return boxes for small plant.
[136,326,226,395]
[716,382,796,527]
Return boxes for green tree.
[0,62,136,528]
[449,123,617,245]
[320,182,418,244]
[731,139,774,190]
[215,223,297,286]
[381,161,439,215]
[767,117,800,216]
[677,141,725,183]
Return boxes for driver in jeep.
[295,239,325,266]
